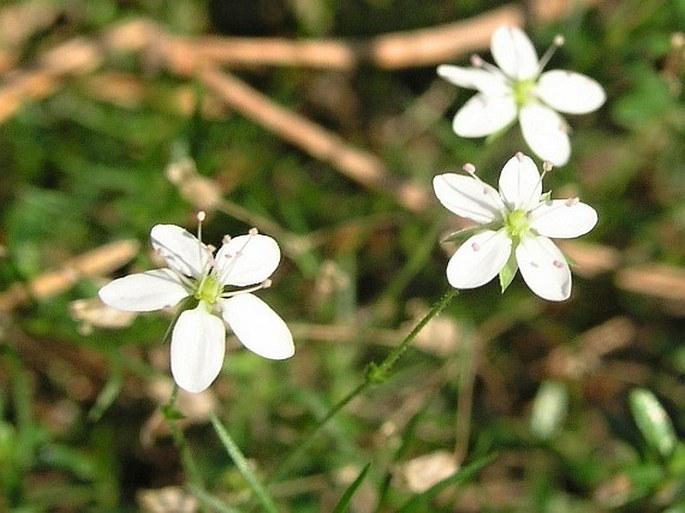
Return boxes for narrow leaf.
[210,412,279,513]
[629,388,676,458]
[397,453,496,512]
[332,463,371,513]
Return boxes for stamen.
[463,163,477,177]
[222,234,231,244]
[515,151,525,162]
[565,197,579,207]
[196,211,206,241]
[540,161,553,182]
[221,280,270,298]
[538,34,565,72]
[214,230,259,285]
[470,54,504,76]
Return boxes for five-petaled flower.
[437,25,605,166]
[99,221,294,393]
[433,152,598,301]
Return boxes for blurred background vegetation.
[0,0,684,511]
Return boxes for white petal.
[437,65,509,95]
[171,306,226,393]
[530,199,598,238]
[98,269,189,312]
[453,93,517,137]
[151,224,212,279]
[537,70,606,114]
[446,230,512,289]
[214,234,281,287]
[221,294,294,360]
[498,153,542,211]
[519,104,571,166]
[491,25,539,80]
[516,236,571,301]
[433,173,504,224]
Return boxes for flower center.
[505,209,530,240]
[513,78,536,108]
[195,273,223,304]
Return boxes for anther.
[262,279,273,289]
[470,54,484,67]
[197,211,206,222]
[515,151,525,162]
[553,260,564,268]
[565,197,579,207]
[222,234,231,244]
[553,35,565,47]
[462,163,476,176]
[471,242,481,252]
[542,161,554,173]
[248,227,259,236]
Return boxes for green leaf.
[332,463,371,513]
[629,388,677,458]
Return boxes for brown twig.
[191,5,523,71]
[198,66,431,213]
[0,240,139,313]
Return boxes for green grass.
[0,0,684,511]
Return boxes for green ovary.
[506,210,530,240]
[513,78,536,108]
[195,274,222,304]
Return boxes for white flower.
[437,25,605,166]
[433,152,598,301]
[99,222,294,393]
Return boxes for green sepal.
[442,223,499,244]
[499,250,518,293]
[484,121,515,145]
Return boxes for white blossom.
[99,222,294,393]
[433,152,598,301]
[438,25,605,166]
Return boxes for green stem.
[270,289,458,481]
[164,385,205,489]
[210,412,280,513]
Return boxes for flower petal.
[498,152,542,211]
[537,70,606,114]
[98,269,189,312]
[221,293,294,360]
[170,306,226,393]
[516,235,571,301]
[151,224,212,279]
[530,199,598,238]
[519,104,571,166]
[453,93,517,137]
[491,25,539,80]
[215,234,281,287]
[437,65,509,95]
[433,173,504,224]
[446,230,512,289]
